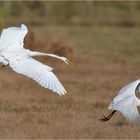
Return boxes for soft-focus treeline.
[0,1,140,26]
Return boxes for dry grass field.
[1,25,140,139]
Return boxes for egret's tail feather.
[99,110,117,122]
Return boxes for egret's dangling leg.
[99,110,117,122]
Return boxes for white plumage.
[100,79,140,122]
[0,24,71,96]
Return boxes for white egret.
[0,24,72,96]
[100,79,140,122]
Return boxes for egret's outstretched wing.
[0,24,27,51]
[111,80,140,105]
[9,57,67,96]
[112,95,140,122]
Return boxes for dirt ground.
[1,25,140,139]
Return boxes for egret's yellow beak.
[66,59,74,67]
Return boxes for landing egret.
[0,24,72,96]
[100,79,140,122]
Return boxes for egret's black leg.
[99,110,117,122]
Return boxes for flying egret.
[0,24,72,96]
[100,79,140,122]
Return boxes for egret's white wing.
[112,95,140,122]
[111,80,140,105]
[9,56,67,96]
[0,24,27,51]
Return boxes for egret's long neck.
[28,50,65,62]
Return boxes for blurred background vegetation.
[0,1,140,64]
[0,1,140,27]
